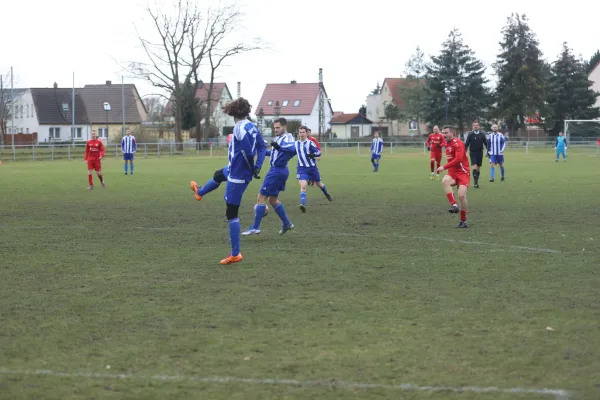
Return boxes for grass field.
[1,148,599,399]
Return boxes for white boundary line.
[0,368,569,399]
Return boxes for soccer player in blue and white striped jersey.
[243,117,297,236]
[370,131,384,172]
[121,129,137,174]
[487,124,506,182]
[295,126,332,212]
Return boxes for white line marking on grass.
[329,232,560,253]
[0,368,570,399]
[135,226,181,231]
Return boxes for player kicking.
[370,131,383,172]
[85,130,106,190]
[216,98,266,265]
[464,120,488,188]
[487,124,506,182]
[437,125,470,228]
[243,117,297,236]
[296,125,332,212]
[555,131,567,162]
[121,128,137,175]
[426,125,446,180]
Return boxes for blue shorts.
[123,153,134,161]
[296,167,321,183]
[260,169,289,197]
[490,154,504,164]
[371,153,381,160]
[224,180,249,206]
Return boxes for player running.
[85,130,106,190]
[305,128,320,186]
[425,125,446,180]
[464,120,488,188]
[555,131,567,162]
[295,126,332,212]
[370,131,383,172]
[487,124,506,182]
[437,125,470,228]
[242,117,297,236]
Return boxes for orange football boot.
[190,181,202,201]
[220,254,243,265]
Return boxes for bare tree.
[128,0,204,150]
[143,96,166,122]
[0,72,20,146]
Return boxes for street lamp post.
[103,102,111,145]
[444,88,450,122]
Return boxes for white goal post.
[563,120,600,140]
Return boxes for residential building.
[366,77,428,136]
[330,113,373,139]
[254,81,334,134]
[163,82,235,136]
[31,86,90,142]
[2,88,31,135]
[589,60,600,109]
[79,81,148,143]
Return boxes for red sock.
[460,210,467,222]
[446,192,456,205]
[436,161,441,170]
[88,175,93,186]
[430,160,435,172]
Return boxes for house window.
[31,104,34,119]
[62,103,69,112]
[293,100,301,107]
[267,101,273,106]
[26,105,29,117]
[20,105,23,118]
[26,128,30,134]
[282,100,289,107]
[14,105,18,117]
[49,127,61,139]
[98,128,108,138]
[71,127,82,139]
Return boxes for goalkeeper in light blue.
[487,124,506,182]
[295,126,332,213]
[555,131,567,162]
[370,131,383,172]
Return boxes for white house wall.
[8,90,39,135]
[332,124,372,139]
[366,94,382,123]
[590,65,600,109]
[37,125,91,143]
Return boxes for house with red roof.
[330,113,373,139]
[366,77,428,136]
[254,80,334,134]
[163,82,235,134]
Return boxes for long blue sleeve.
[254,131,267,170]
[132,138,137,152]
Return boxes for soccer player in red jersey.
[425,125,446,180]
[437,125,470,228]
[306,128,321,151]
[85,130,106,190]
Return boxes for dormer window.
[282,100,289,107]
[267,101,273,106]
[293,100,300,107]
[62,103,69,111]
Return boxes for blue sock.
[320,185,329,195]
[252,204,267,229]
[124,162,128,173]
[300,192,307,206]
[500,166,504,177]
[198,179,220,196]
[375,162,379,171]
[274,203,291,226]
[490,167,495,179]
[228,218,241,256]
[130,162,134,173]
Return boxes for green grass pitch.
[0,148,599,399]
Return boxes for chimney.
[106,80,112,85]
[53,82,58,89]
[291,80,297,84]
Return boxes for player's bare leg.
[441,175,459,214]
[267,196,294,234]
[315,181,332,202]
[298,180,308,212]
[87,169,94,190]
[435,157,442,180]
[456,185,468,228]
[96,170,106,188]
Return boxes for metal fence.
[0,140,598,163]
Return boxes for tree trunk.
[195,107,202,146]
[175,104,183,151]
[203,86,214,141]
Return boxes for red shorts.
[430,151,443,162]
[87,159,102,171]
[448,169,470,187]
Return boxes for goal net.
[564,120,600,140]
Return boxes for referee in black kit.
[464,120,488,188]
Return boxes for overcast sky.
[2,0,599,115]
